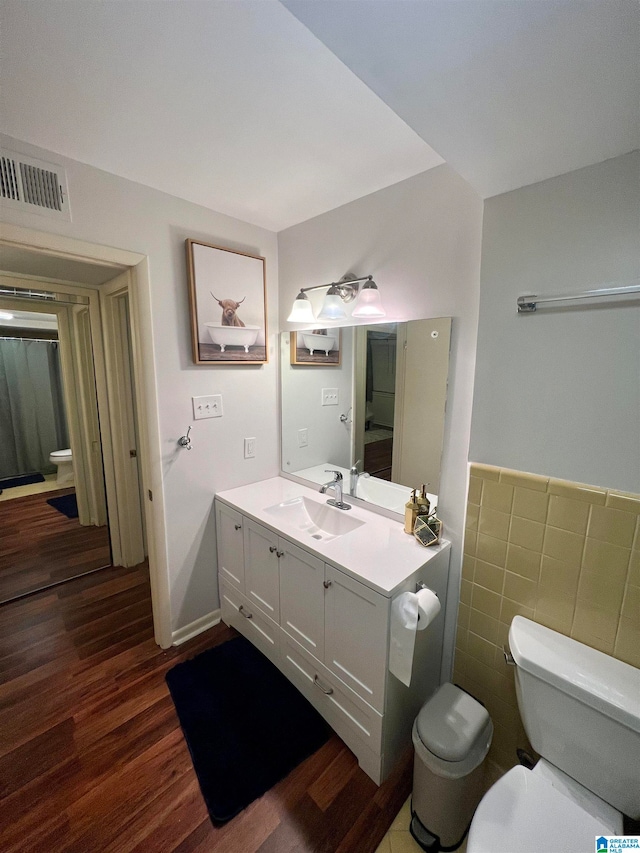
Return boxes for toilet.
[49,448,74,486]
[467,616,640,853]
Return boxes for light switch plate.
[193,394,223,419]
[244,437,256,458]
[321,388,338,406]
[298,428,308,447]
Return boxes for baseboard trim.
[172,609,221,646]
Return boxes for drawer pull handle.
[314,675,333,695]
[239,605,253,619]
[323,580,332,589]
[234,524,242,530]
[276,550,285,558]
[269,545,278,553]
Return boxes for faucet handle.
[350,459,361,474]
[324,469,343,481]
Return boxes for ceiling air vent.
[0,149,71,221]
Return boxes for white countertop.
[216,476,449,597]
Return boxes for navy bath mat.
[165,635,331,824]
[0,472,45,490]
[46,493,78,518]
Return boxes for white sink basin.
[264,496,365,542]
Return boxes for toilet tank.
[509,616,640,819]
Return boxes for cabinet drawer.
[219,581,279,667]
[281,633,383,757]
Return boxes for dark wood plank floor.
[0,488,111,603]
[364,437,393,481]
[0,562,412,852]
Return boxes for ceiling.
[1,1,638,232]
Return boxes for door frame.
[0,223,171,648]
[0,290,100,528]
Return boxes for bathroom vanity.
[215,476,450,784]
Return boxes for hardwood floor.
[0,488,111,603]
[0,562,412,852]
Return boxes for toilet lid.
[50,449,72,459]
[467,766,608,853]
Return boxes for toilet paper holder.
[416,582,438,596]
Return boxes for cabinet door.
[243,519,280,622]
[216,502,245,591]
[279,540,325,660]
[324,565,389,713]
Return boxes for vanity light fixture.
[287,273,385,323]
[351,279,385,319]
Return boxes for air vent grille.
[1,156,21,201]
[19,162,64,211]
[0,149,70,220]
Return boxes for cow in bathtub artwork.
[186,239,268,364]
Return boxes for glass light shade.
[351,282,385,318]
[287,293,316,323]
[317,288,347,320]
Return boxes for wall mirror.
[280,317,451,515]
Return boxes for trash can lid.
[416,682,491,762]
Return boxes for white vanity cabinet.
[279,547,388,712]
[215,479,451,786]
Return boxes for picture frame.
[290,329,342,366]
[186,239,268,365]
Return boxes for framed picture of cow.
[186,239,268,365]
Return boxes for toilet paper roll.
[389,588,441,687]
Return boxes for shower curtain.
[0,339,70,479]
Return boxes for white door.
[324,565,389,713]
[216,503,245,591]
[101,272,145,566]
[243,519,280,622]
[279,540,325,659]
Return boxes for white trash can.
[411,682,493,851]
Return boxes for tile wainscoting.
[453,463,640,771]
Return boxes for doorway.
[0,269,145,602]
[0,224,170,649]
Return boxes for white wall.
[471,152,640,492]
[278,164,484,678]
[1,133,280,635]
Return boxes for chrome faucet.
[349,460,370,496]
[319,470,351,510]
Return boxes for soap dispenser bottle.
[417,484,431,519]
[404,489,420,534]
